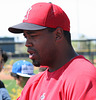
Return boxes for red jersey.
[17,55,96,100]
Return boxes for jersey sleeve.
[17,72,44,100]
[63,75,96,100]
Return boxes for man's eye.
[30,35,37,38]
[23,34,27,38]
[31,36,35,37]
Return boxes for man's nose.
[25,41,33,47]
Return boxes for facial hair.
[32,59,40,67]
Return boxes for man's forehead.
[23,28,48,34]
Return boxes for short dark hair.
[47,27,71,45]
[63,30,71,45]
[10,72,19,79]
[2,51,8,63]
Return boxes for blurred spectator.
[0,49,2,61]
[0,49,11,100]
[11,60,35,88]
[0,50,8,72]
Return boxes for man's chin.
[34,65,40,67]
[32,60,40,67]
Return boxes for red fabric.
[40,66,48,68]
[17,55,96,100]
[23,2,70,31]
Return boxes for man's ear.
[55,27,64,41]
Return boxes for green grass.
[2,80,20,94]
[5,57,32,65]
[2,80,23,100]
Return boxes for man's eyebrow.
[26,31,36,34]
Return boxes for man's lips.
[29,54,34,59]
[27,49,37,60]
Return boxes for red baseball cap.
[8,2,70,33]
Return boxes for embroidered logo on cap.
[24,7,32,20]
[21,64,33,74]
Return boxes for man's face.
[23,28,57,67]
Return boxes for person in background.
[11,60,35,88]
[8,2,96,100]
[0,49,8,72]
[0,49,11,100]
[0,49,2,61]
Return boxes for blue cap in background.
[12,60,35,77]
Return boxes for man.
[8,2,96,100]
[11,60,35,88]
[0,49,11,100]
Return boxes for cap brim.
[10,72,17,77]
[8,22,47,33]
[17,73,35,77]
